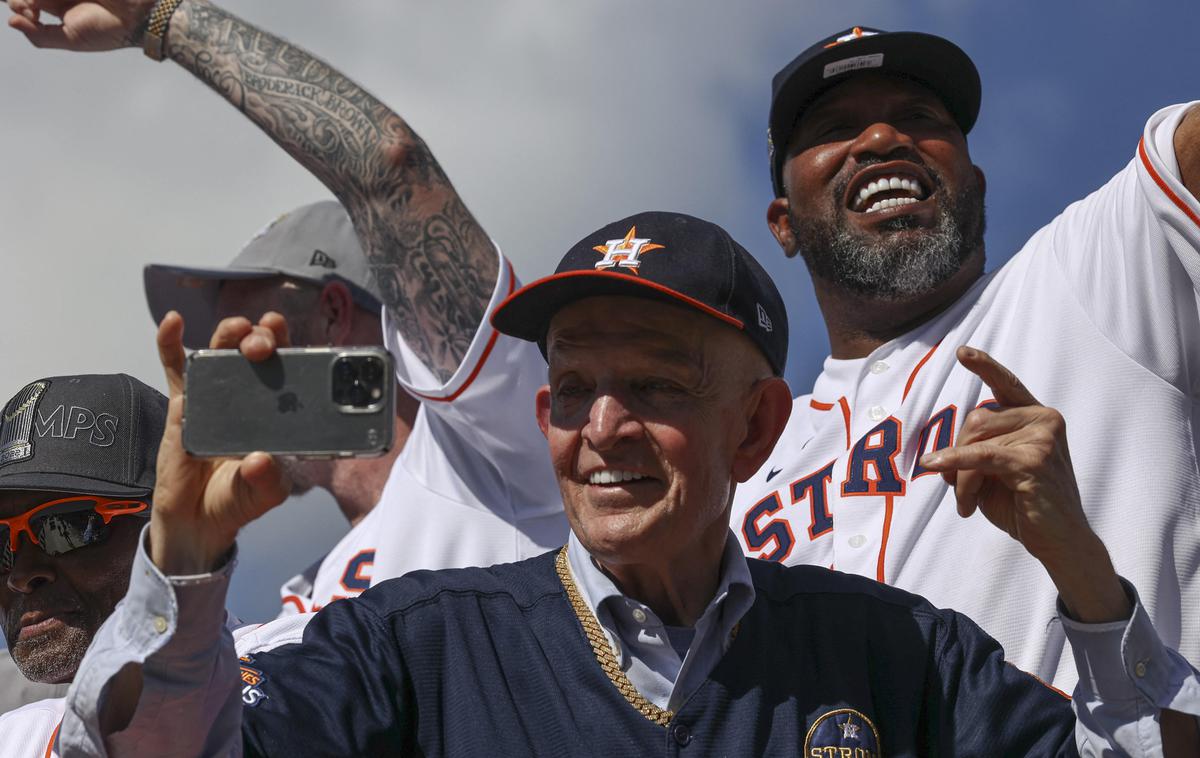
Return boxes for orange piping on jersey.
[1139,137,1200,229]
[280,595,309,615]
[411,259,517,404]
[838,397,852,450]
[1010,662,1072,700]
[809,397,852,448]
[902,340,942,402]
[876,495,895,583]
[45,720,61,758]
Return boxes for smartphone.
[183,346,395,458]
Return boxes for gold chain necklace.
[555,547,675,727]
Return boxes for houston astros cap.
[768,26,981,196]
[492,211,788,375]
[144,200,385,349]
[0,374,166,499]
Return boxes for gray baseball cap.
[144,200,385,349]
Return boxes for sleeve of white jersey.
[1045,101,1200,389]
[381,244,557,507]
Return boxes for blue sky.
[0,0,1196,622]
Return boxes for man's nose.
[582,393,642,451]
[5,536,55,594]
[849,121,917,163]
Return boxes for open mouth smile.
[846,164,932,215]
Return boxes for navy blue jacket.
[237,552,1077,756]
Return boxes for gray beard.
[10,618,94,684]
[791,176,985,300]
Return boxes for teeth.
[854,175,926,210]
[588,470,647,485]
[864,196,920,214]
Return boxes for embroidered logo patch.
[239,656,270,707]
[0,381,47,467]
[309,249,338,269]
[803,708,881,757]
[593,226,665,275]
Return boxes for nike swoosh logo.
[765,467,783,482]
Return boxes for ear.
[317,281,355,346]
[766,198,801,259]
[974,164,987,197]
[535,385,552,441]
[731,376,793,483]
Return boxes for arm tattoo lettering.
[167,0,497,382]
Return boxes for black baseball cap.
[492,211,788,375]
[768,26,981,196]
[0,374,166,499]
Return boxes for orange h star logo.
[593,226,665,275]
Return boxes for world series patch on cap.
[0,374,166,498]
[491,211,788,376]
[768,26,981,196]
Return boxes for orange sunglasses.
[0,495,149,573]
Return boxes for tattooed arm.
[7,0,495,381]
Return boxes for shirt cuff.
[1061,577,1197,711]
[61,526,238,755]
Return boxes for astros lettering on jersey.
[734,103,1200,691]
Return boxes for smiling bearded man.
[733,29,1200,711]
[55,211,1200,756]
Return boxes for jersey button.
[848,534,867,549]
[153,616,168,634]
[868,405,887,421]
[671,723,692,746]
[1134,660,1148,678]
[869,360,889,374]
[631,608,647,624]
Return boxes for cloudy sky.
[1,0,1197,622]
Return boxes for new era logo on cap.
[491,211,789,376]
[309,249,338,269]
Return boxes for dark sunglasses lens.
[31,510,110,557]
[0,526,11,573]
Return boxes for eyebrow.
[550,335,699,370]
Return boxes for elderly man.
[0,374,166,757]
[61,212,1198,756]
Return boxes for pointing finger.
[956,346,1040,408]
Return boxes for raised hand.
[918,346,1129,622]
[6,0,155,51]
[148,310,291,575]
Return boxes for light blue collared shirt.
[566,529,756,712]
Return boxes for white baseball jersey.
[733,102,1200,691]
[0,698,64,758]
[277,251,568,615]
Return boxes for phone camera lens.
[333,355,385,409]
[360,357,383,384]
